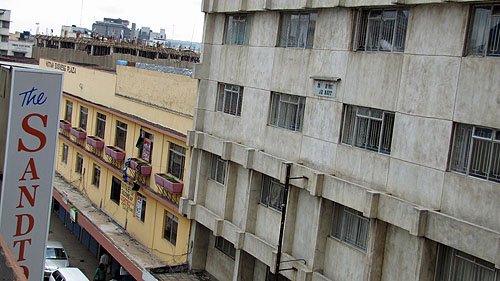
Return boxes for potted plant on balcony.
[154,173,183,194]
[104,145,126,161]
[86,136,104,149]
[59,120,72,131]
[129,158,152,176]
[70,127,87,139]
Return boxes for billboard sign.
[0,66,63,280]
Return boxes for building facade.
[39,58,197,278]
[0,9,10,55]
[182,1,500,281]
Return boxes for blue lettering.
[18,88,48,107]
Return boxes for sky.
[2,0,205,42]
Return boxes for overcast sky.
[3,0,205,42]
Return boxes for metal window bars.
[331,203,369,252]
[269,92,305,132]
[467,5,500,57]
[217,83,243,116]
[278,12,317,49]
[224,14,251,45]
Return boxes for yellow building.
[39,58,197,278]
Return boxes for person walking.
[100,253,109,273]
[93,263,106,281]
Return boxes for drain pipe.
[275,163,291,277]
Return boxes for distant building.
[8,33,33,58]
[61,25,92,39]
[92,18,131,40]
[0,9,10,55]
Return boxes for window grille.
[278,12,317,49]
[168,143,186,180]
[224,14,251,45]
[260,174,285,212]
[95,113,106,139]
[449,123,500,183]
[331,202,369,251]
[341,105,395,154]
[209,154,227,185]
[79,106,88,131]
[269,92,305,132]
[354,8,409,53]
[64,100,73,122]
[164,211,178,245]
[434,244,499,281]
[216,83,243,116]
[115,120,127,151]
[215,236,236,259]
[467,5,500,57]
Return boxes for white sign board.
[0,66,63,280]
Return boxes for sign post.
[0,63,63,280]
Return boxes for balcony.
[59,120,71,131]
[70,127,87,140]
[154,173,183,194]
[129,158,152,176]
[86,136,104,150]
[104,146,125,161]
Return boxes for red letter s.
[17,114,47,152]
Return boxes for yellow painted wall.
[50,60,194,265]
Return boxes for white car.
[49,268,89,281]
[44,241,70,278]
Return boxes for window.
[268,92,305,132]
[215,236,236,259]
[135,193,146,222]
[92,164,100,187]
[137,130,153,163]
[61,144,68,164]
[79,106,88,131]
[1,35,8,43]
[354,8,409,52]
[260,174,285,212]
[168,143,186,180]
[163,211,178,245]
[278,12,317,48]
[2,21,9,29]
[95,113,106,139]
[64,100,73,122]
[435,244,499,281]
[224,14,251,45]
[209,154,227,185]
[75,153,83,175]
[110,176,121,204]
[449,123,500,183]
[216,83,243,116]
[115,120,127,150]
[467,5,500,57]
[331,202,369,251]
[341,105,395,154]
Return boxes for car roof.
[47,241,65,248]
[54,268,89,280]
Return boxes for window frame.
[215,236,236,259]
[330,202,370,252]
[79,106,88,131]
[449,123,500,183]
[341,104,395,155]
[216,83,244,117]
[75,153,83,175]
[278,12,317,49]
[115,120,127,151]
[260,174,285,212]
[353,8,409,53]
[224,14,251,45]
[466,4,500,57]
[167,142,186,180]
[95,112,106,139]
[110,176,121,204]
[209,153,227,185]
[268,92,306,132]
[61,144,68,164]
[64,100,73,122]
[163,211,178,246]
[92,164,100,187]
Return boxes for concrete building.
[61,25,92,39]
[8,32,34,58]
[182,1,500,281]
[92,18,131,40]
[38,58,198,280]
[0,9,10,55]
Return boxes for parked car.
[44,241,70,279]
[49,268,89,281]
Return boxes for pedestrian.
[93,263,106,281]
[100,253,109,273]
